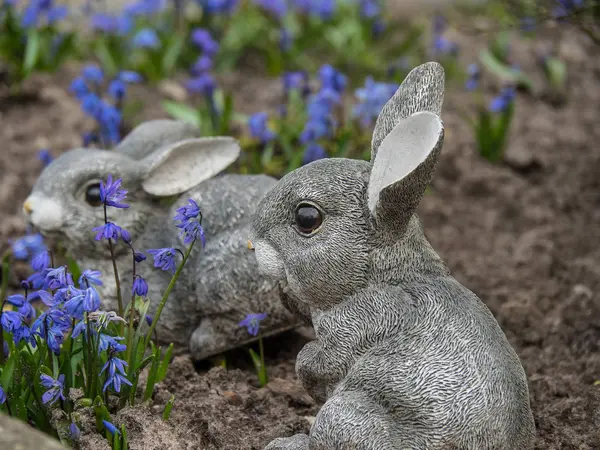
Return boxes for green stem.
[144,241,195,349]
[126,251,137,366]
[258,335,268,386]
[108,240,124,331]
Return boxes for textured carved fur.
[251,62,536,449]
[24,120,298,359]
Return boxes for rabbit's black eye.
[85,184,103,207]
[295,203,323,235]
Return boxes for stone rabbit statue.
[249,62,536,449]
[23,120,298,359]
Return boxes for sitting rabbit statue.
[249,62,536,450]
[23,120,299,359]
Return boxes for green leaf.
[479,48,534,91]
[23,30,40,75]
[161,33,186,76]
[475,109,493,160]
[134,354,155,374]
[156,344,173,383]
[490,100,515,162]
[1,352,17,390]
[121,424,129,450]
[94,38,119,76]
[15,389,28,421]
[162,395,175,420]
[66,254,82,285]
[162,101,202,128]
[260,142,275,168]
[93,396,111,433]
[545,57,567,91]
[142,348,161,402]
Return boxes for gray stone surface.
[0,413,65,450]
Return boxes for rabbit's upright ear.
[140,137,241,197]
[115,120,201,160]
[367,62,445,232]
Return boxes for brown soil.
[1,25,600,450]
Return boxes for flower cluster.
[70,65,142,147]
[198,0,239,15]
[431,14,458,57]
[20,0,68,28]
[186,28,219,98]
[353,76,399,128]
[299,64,347,165]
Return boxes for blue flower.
[108,80,127,101]
[90,13,133,35]
[174,199,205,246]
[191,28,219,56]
[132,276,148,297]
[45,266,72,289]
[69,423,81,441]
[101,356,132,393]
[238,312,267,336]
[199,0,239,14]
[79,269,103,288]
[302,142,328,166]
[180,221,206,246]
[185,73,216,96]
[31,250,51,272]
[40,373,66,405]
[353,76,399,127]
[360,0,380,19]
[282,71,309,97]
[0,386,5,405]
[93,222,122,242]
[103,420,121,436]
[1,310,25,332]
[125,0,165,16]
[465,63,480,91]
[253,0,287,19]
[134,251,147,263]
[191,55,214,75]
[10,233,46,260]
[38,149,53,167]
[7,294,36,322]
[133,28,161,49]
[173,198,201,223]
[82,64,104,84]
[120,228,132,244]
[98,334,126,353]
[147,248,178,273]
[247,112,275,143]
[318,64,346,94]
[489,86,516,113]
[99,174,129,208]
[119,70,143,83]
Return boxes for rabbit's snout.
[22,194,65,231]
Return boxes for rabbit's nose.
[23,199,33,215]
[247,240,255,251]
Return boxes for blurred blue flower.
[253,0,287,19]
[38,149,53,167]
[553,0,583,19]
[11,233,46,260]
[69,423,81,441]
[185,73,216,96]
[294,0,335,20]
[148,248,178,273]
[31,250,51,272]
[132,276,148,297]
[282,71,309,97]
[318,64,347,94]
[248,112,276,143]
[360,0,380,19]
[133,28,161,49]
[353,76,399,127]
[108,80,127,100]
[191,28,219,56]
[465,63,480,91]
[119,70,143,83]
[238,312,267,336]
[279,28,293,52]
[7,294,37,322]
[0,386,5,405]
[489,86,516,113]
[302,142,328,166]
[90,13,133,35]
[199,0,238,14]
[120,228,132,244]
[40,374,66,405]
[102,420,121,436]
[82,64,104,84]
[125,0,165,16]
[191,55,214,75]
[21,0,68,28]
[69,77,89,100]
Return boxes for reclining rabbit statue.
[249,62,536,450]
[23,120,299,359]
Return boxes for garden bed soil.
[1,27,600,450]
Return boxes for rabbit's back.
[173,173,277,239]
[332,278,535,449]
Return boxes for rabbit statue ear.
[140,137,241,197]
[367,112,444,229]
[371,61,445,161]
[115,120,201,160]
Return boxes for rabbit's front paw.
[296,340,342,403]
[264,434,309,450]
